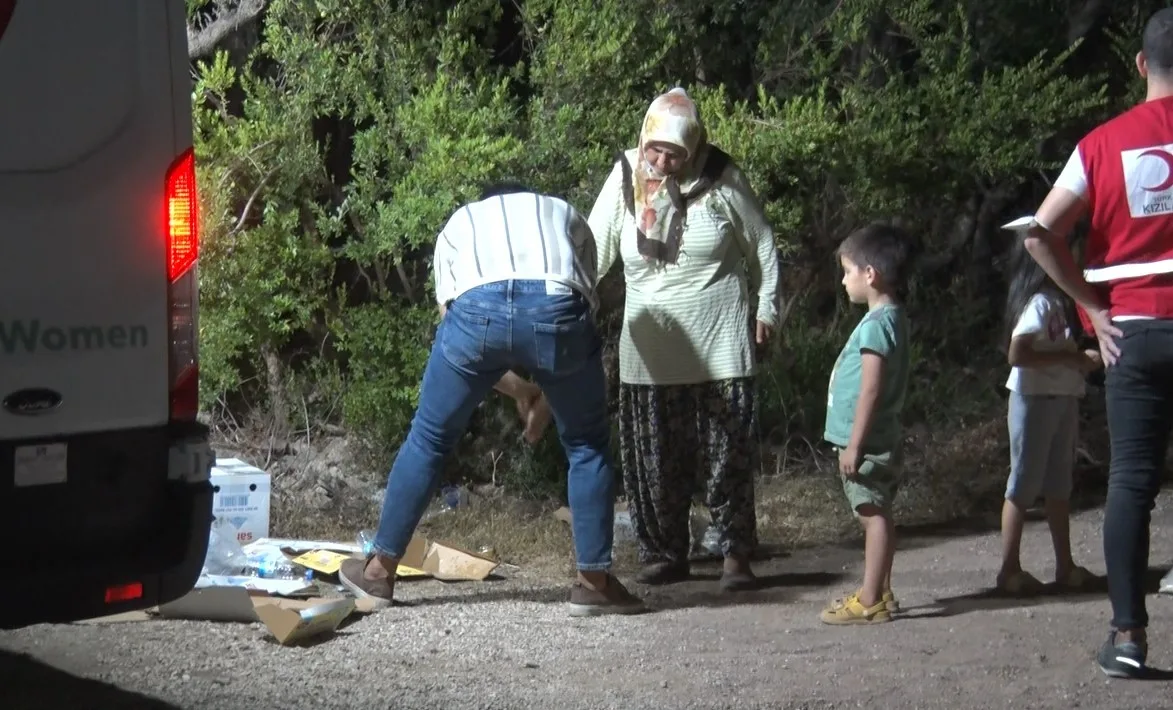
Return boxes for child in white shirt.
[999,241,1101,594]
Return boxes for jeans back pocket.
[440,305,491,370]
[532,314,596,376]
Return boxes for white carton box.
[211,458,271,544]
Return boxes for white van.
[0,0,214,626]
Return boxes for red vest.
[1074,96,1173,332]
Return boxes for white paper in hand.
[1000,215,1038,231]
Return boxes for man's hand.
[518,391,552,445]
[1086,306,1123,366]
[756,320,773,345]
[839,446,861,479]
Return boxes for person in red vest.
[1019,8,1173,679]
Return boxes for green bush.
[188,0,1160,494]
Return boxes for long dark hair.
[1002,238,1074,348]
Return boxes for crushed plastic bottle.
[203,517,249,576]
[357,529,376,557]
[247,548,313,582]
[700,525,722,557]
[688,507,709,553]
[687,506,722,557]
[420,484,470,522]
[613,510,636,543]
[441,484,467,509]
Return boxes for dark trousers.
[1103,320,1173,630]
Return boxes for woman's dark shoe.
[635,561,690,585]
[720,557,757,592]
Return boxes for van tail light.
[104,582,143,604]
[166,148,199,422]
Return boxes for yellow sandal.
[820,592,893,625]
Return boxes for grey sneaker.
[1159,568,1173,594]
[1097,631,1147,679]
[568,575,647,617]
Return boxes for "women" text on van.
[0,319,149,355]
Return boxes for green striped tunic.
[587,149,781,386]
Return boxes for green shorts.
[840,448,904,515]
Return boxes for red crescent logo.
[0,2,14,45]
[1139,148,1173,192]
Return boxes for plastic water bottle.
[357,530,376,557]
[255,558,313,583]
[440,485,467,511]
[248,549,313,582]
[419,485,469,523]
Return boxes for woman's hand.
[755,320,773,345]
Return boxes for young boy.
[820,223,913,625]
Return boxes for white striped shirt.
[433,192,599,308]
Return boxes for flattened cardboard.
[399,534,429,568]
[421,540,499,581]
[76,609,156,624]
[158,586,357,644]
[247,537,362,555]
[158,585,263,623]
[396,564,429,578]
[291,550,350,575]
[382,533,497,581]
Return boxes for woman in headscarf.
[587,88,780,590]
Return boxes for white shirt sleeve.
[1011,293,1050,338]
[433,225,456,306]
[587,160,627,283]
[562,206,597,284]
[1053,147,1088,198]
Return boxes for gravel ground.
[6,494,1173,709]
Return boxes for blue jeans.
[372,280,615,571]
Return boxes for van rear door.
[0,0,172,439]
[0,0,211,628]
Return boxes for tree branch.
[229,165,278,235]
[1066,0,1111,47]
[187,0,267,60]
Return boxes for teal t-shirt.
[823,303,911,453]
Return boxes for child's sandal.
[996,570,1044,596]
[1057,565,1097,591]
[828,588,899,612]
[819,592,892,625]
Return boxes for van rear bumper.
[0,422,215,629]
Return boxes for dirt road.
[6,493,1173,709]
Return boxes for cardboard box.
[253,597,357,645]
[211,458,271,544]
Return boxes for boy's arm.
[841,350,884,477]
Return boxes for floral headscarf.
[633,87,707,264]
